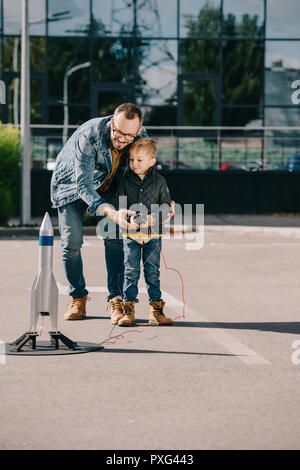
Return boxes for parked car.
[288,155,300,171]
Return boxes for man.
[51,103,147,323]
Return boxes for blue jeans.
[58,199,124,299]
[123,237,162,302]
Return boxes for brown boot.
[64,295,89,320]
[106,298,123,325]
[118,301,135,327]
[149,301,173,325]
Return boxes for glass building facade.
[0,0,300,169]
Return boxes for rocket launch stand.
[7,213,104,356]
[9,329,79,353]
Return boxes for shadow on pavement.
[85,317,300,334]
[101,348,237,357]
[170,321,300,335]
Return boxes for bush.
[0,124,21,225]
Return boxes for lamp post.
[63,62,91,144]
[20,0,31,225]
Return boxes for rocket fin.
[30,273,42,332]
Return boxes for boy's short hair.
[114,103,143,124]
[129,138,157,159]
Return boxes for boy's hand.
[163,200,175,223]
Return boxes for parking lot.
[1,224,300,449]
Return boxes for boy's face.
[129,150,156,176]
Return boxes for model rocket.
[30,212,58,332]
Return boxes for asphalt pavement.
[1,217,300,450]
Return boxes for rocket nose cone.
[40,212,53,236]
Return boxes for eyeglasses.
[111,120,138,142]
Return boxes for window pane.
[93,38,134,83]
[49,105,63,124]
[4,0,21,34]
[4,37,20,72]
[223,0,264,37]
[136,0,177,37]
[48,37,90,104]
[68,105,90,125]
[6,77,20,124]
[180,0,221,38]
[182,79,217,126]
[266,0,300,39]
[265,107,300,127]
[137,40,177,106]
[180,40,220,74]
[142,106,177,126]
[30,37,46,71]
[223,40,264,105]
[265,41,300,105]
[92,0,133,36]
[4,0,46,35]
[31,78,43,124]
[3,36,45,72]
[222,106,262,127]
[48,0,90,36]
[29,0,46,36]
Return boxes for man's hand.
[139,215,155,229]
[103,206,135,230]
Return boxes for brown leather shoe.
[149,301,173,325]
[106,298,124,325]
[118,301,135,327]
[64,295,89,320]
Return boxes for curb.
[1,224,300,239]
[205,225,300,238]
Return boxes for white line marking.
[57,283,271,365]
[161,289,271,365]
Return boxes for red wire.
[99,237,185,345]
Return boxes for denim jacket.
[50,116,147,216]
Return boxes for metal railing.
[4,123,300,171]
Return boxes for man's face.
[110,112,141,151]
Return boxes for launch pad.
[7,330,104,356]
[6,213,104,356]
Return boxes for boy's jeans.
[58,199,124,300]
[123,236,162,302]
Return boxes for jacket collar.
[126,165,156,181]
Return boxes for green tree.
[0,124,21,225]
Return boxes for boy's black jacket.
[114,165,172,234]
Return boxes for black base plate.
[6,340,104,356]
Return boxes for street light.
[63,61,91,144]
[20,0,30,225]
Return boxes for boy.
[115,138,174,326]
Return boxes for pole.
[20,0,31,225]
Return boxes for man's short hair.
[129,137,157,159]
[114,103,143,124]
